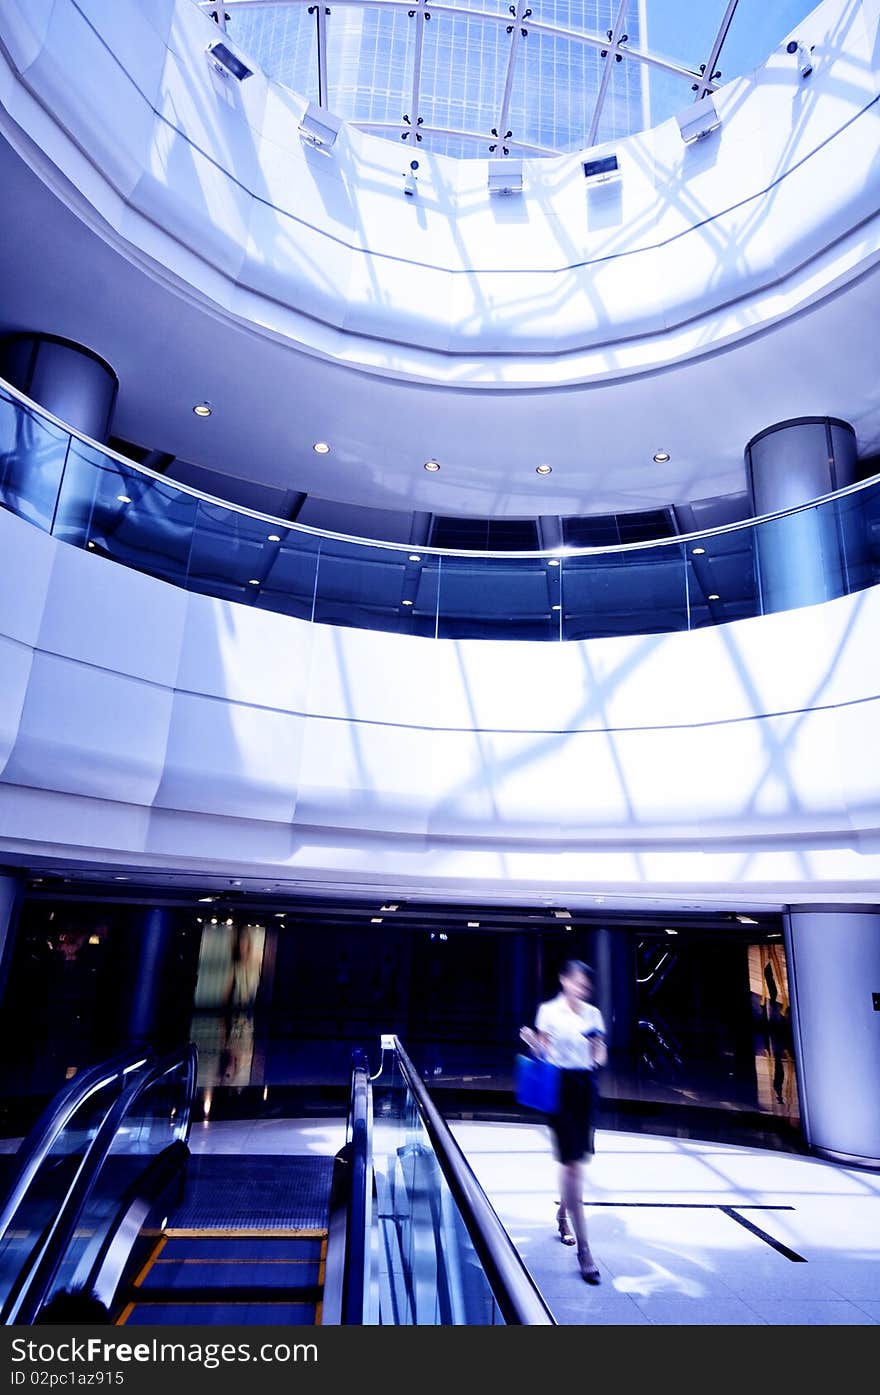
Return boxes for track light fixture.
[299,102,342,150]
[207,40,252,82]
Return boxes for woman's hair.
[560,958,593,980]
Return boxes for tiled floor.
[448,1119,880,1325]
[186,1115,880,1325]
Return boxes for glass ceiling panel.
[326,8,416,124]
[226,5,319,104]
[715,0,821,84]
[418,13,511,140]
[615,54,696,136]
[508,30,607,154]
[638,0,732,73]
[215,0,828,159]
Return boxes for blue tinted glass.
[313,539,439,636]
[561,542,689,639]
[0,387,69,531]
[53,443,198,585]
[685,527,758,630]
[437,554,562,639]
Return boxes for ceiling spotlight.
[677,93,720,144]
[736,915,759,925]
[467,921,480,928]
[371,917,383,924]
[267,533,281,543]
[113,875,129,881]
[409,554,422,562]
[313,441,331,455]
[548,559,560,567]
[787,39,813,78]
[248,578,260,586]
[691,546,706,555]
[488,158,523,196]
[380,903,400,912]
[424,459,440,472]
[207,40,253,82]
[653,450,670,464]
[551,604,561,611]
[193,402,212,417]
[536,464,552,475]
[708,593,720,601]
[401,599,414,606]
[117,494,132,504]
[87,540,96,549]
[665,928,679,936]
[198,896,214,904]
[299,102,342,150]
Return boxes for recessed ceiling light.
[736,915,759,925]
[225,918,234,926]
[536,464,552,475]
[117,494,131,504]
[409,554,421,562]
[653,450,671,463]
[275,912,285,918]
[371,917,383,923]
[87,541,95,549]
[692,547,706,555]
[708,593,720,601]
[248,578,260,586]
[198,897,214,903]
[552,604,561,611]
[114,875,129,881]
[313,441,331,454]
[548,559,560,567]
[467,921,480,928]
[402,599,413,606]
[380,903,400,912]
[267,533,281,542]
[424,459,440,471]
[193,402,213,417]
[665,928,679,935]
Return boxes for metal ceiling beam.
[694,0,740,101]
[492,0,528,157]
[587,0,628,149]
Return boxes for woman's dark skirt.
[547,1068,598,1164]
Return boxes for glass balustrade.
[371,1053,504,1325]
[3,380,880,641]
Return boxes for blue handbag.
[514,1053,561,1113]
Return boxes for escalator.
[114,1154,332,1326]
[0,1038,554,1326]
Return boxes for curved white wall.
[3,506,880,906]
[1,0,879,386]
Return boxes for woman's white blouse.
[535,994,605,1069]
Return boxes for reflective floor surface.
[188,1116,879,1325]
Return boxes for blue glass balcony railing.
[2,379,879,641]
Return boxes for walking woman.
[520,958,606,1283]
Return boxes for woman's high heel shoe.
[577,1248,601,1284]
[555,1206,576,1246]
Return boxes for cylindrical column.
[785,909,880,1167]
[745,417,859,612]
[0,873,24,1008]
[120,906,177,1047]
[0,333,118,441]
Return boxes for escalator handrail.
[2,1042,197,1325]
[342,1049,371,1324]
[391,1036,556,1326]
[0,1049,152,1244]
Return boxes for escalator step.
[160,1235,324,1262]
[120,1301,317,1326]
[139,1261,322,1291]
[171,1156,334,1230]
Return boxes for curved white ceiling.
[1,0,879,517]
